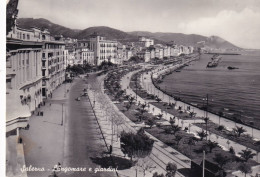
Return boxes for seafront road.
[21,78,116,177]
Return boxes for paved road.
[63,77,116,177]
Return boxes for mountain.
[75,26,139,42]
[17,18,240,49]
[129,31,240,50]
[17,18,80,38]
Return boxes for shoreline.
[150,56,260,131]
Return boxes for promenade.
[122,66,260,177]
[87,73,190,177]
[150,64,260,140]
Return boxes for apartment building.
[75,47,95,65]
[78,33,118,65]
[41,33,66,99]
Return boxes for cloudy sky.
[18,0,260,49]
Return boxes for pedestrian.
[109,145,113,154]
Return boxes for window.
[42,70,45,76]
[42,53,45,58]
[6,78,12,89]
[27,34,30,40]
[23,34,25,39]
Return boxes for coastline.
[150,56,260,132]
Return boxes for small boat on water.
[207,54,222,68]
[227,66,239,70]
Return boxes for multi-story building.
[139,37,154,47]
[6,24,43,133]
[77,33,118,65]
[137,50,151,62]
[75,47,95,65]
[41,33,66,99]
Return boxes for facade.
[41,34,66,99]
[6,25,43,132]
[139,37,154,47]
[75,47,95,65]
[137,50,151,62]
[78,33,118,65]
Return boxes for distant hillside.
[17,18,240,49]
[75,26,139,42]
[129,31,240,50]
[17,18,80,38]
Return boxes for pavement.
[19,83,70,177]
[19,78,116,177]
[87,73,190,177]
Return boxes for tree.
[233,126,247,137]
[136,157,156,177]
[147,118,156,129]
[166,162,177,177]
[125,103,132,111]
[187,137,195,154]
[169,117,175,127]
[197,130,207,141]
[206,140,218,153]
[120,129,154,161]
[140,103,147,111]
[238,163,252,177]
[213,153,229,168]
[238,149,256,162]
[129,96,135,105]
[157,113,163,120]
[175,135,182,146]
[172,125,181,135]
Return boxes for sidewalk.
[87,74,188,177]
[19,82,72,177]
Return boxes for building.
[139,37,154,47]
[75,47,95,65]
[137,50,151,62]
[6,24,44,133]
[41,33,66,99]
[77,33,118,65]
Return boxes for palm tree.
[206,140,218,153]
[197,130,207,141]
[129,96,135,105]
[233,126,247,137]
[238,163,252,177]
[238,149,256,162]
[172,125,181,135]
[169,117,175,127]
[213,153,229,168]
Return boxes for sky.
[17,0,260,49]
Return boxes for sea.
[158,51,260,127]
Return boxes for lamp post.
[61,103,64,126]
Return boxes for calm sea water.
[159,52,260,127]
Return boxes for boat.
[206,54,222,68]
[227,66,239,70]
